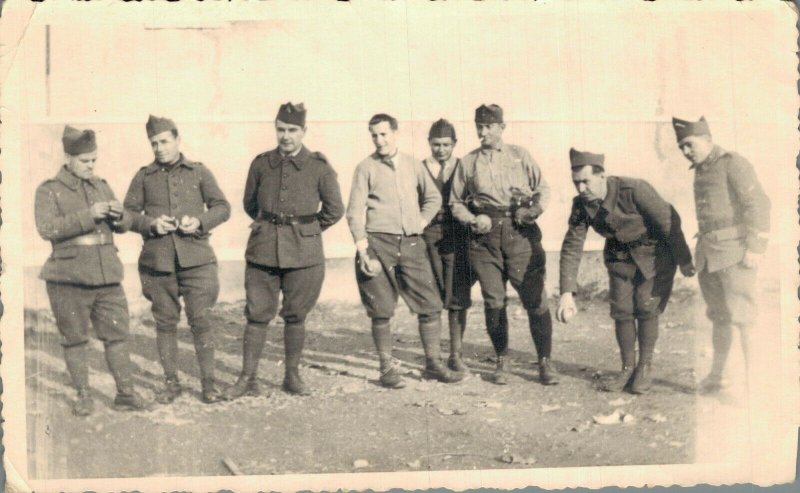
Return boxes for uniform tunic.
[692,146,770,327]
[449,143,551,312]
[559,176,692,321]
[35,166,132,346]
[123,154,230,333]
[346,151,443,318]
[421,156,472,310]
[242,146,344,325]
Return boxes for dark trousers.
[607,260,677,321]
[422,221,473,310]
[139,262,220,333]
[46,282,130,347]
[244,261,325,325]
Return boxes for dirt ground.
[22,253,781,479]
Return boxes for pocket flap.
[52,246,78,259]
[298,221,321,237]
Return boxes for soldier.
[555,148,694,394]
[450,104,557,386]
[124,115,231,404]
[421,119,474,373]
[346,113,463,389]
[223,102,344,399]
[671,116,770,393]
[35,126,147,416]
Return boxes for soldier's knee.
[283,314,306,325]
[417,312,440,324]
[61,338,89,349]
[155,324,178,334]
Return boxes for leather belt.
[54,232,114,248]
[697,224,747,241]
[471,206,513,218]
[698,218,736,234]
[260,211,317,225]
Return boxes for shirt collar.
[270,146,308,169]
[144,154,195,174]
[480,141,505,153]
[56,165,101,190]
[425,155,458,178]
[375,150,400,168]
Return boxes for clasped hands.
[151,215,201,236]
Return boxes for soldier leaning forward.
[672,116,770,394]
[223,102,344,399]
[421,119,474,374]
[35,126,148,416]
[123,115,231,404]
[449,104,557,386]
[556,148,694,394]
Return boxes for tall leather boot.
[528,309,559,385]
[419,315,463,383]
[601,319,637,392]
[104,340,148,411]
[63,343,93,417]
[193,328,220,403]
[699,322,732,393]
[447,309,469,373]
[155,328,182,404]
[485,307,508,385]
[630,316,658,394]
[222,323,268,400]
[283,322,310,395]
[371,318,404,388]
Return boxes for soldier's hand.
[742,251,763,270]
[514,206,539,226]
[152,215,178,236]
[358,250,381,277]
[556,293,577,323]
[178,215,201,235]
[107,200,124,220]
[90,202,111,220]
[471,214,492,234]
[679,262,696,277]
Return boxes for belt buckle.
[273,212,286,225]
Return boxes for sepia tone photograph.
[1,1,797,491]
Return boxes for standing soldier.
[124,115,231,404]
[555,148,694,394]
[346,113,463,389]
[223,102,344,398]
[450,104,557,386]
[421,119,473,373]
[35,126,147,416]
[671,116,770,393]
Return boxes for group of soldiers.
[35,103,770,417]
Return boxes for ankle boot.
[419,316,463,383]
[372,318,405,389]
[73,387,94,417]
[193,329,220,403]
[222,324,268,400]
[491,355,508,385]
[528,309,559,385]
[104,341,148,411]
[537,357,559,386]
[447,310,469,373]
[282,322,310,395]
[156,376,183,404]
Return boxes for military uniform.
[124,115,231,403]
[673,116,770,391]
[449,104,556,385]
[35,126,146,416]
[224,103,345,398]
[559,148,692,393]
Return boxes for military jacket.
[35,166,132,285]
[123,154,231,273]
[692,146,770,273]
[243,146,344,268]
[559,176,692,294]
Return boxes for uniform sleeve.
[317,164,345,231]
[559,200,588,295]
[34,183,96,241]
[242,159,261,220]
[417,161,442,225]
[632,180,673,239]
[123,170,157,237]
[104,182,133,233]
[346,163,370,246]
[727,155,771,253]
[197,166,231,232]
[666,205,693,267]
[523,148,551,216]
[449,156,476,225]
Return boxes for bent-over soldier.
[421,119,474,373]
[224,102,344,398]
[346,113,463,389]
[556,148,694,394]
[450,104,557,386]
[35,126,147,416]
[124,115,231,404]
[671,116,770,393]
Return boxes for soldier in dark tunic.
[421,119,473,373]
[35,126,147,416]
[223,103,344,398]
[671,116,770,393]
[556,148,694,394]
[124,115,231,404]
[449,104,557,386]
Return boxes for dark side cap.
[428,118,457,140]
[475,104,503,124]
[146,114,178,138]
[62,125,97,155]
[569,147,605,170]
[672,116,711,142]
[277,102,307,127]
